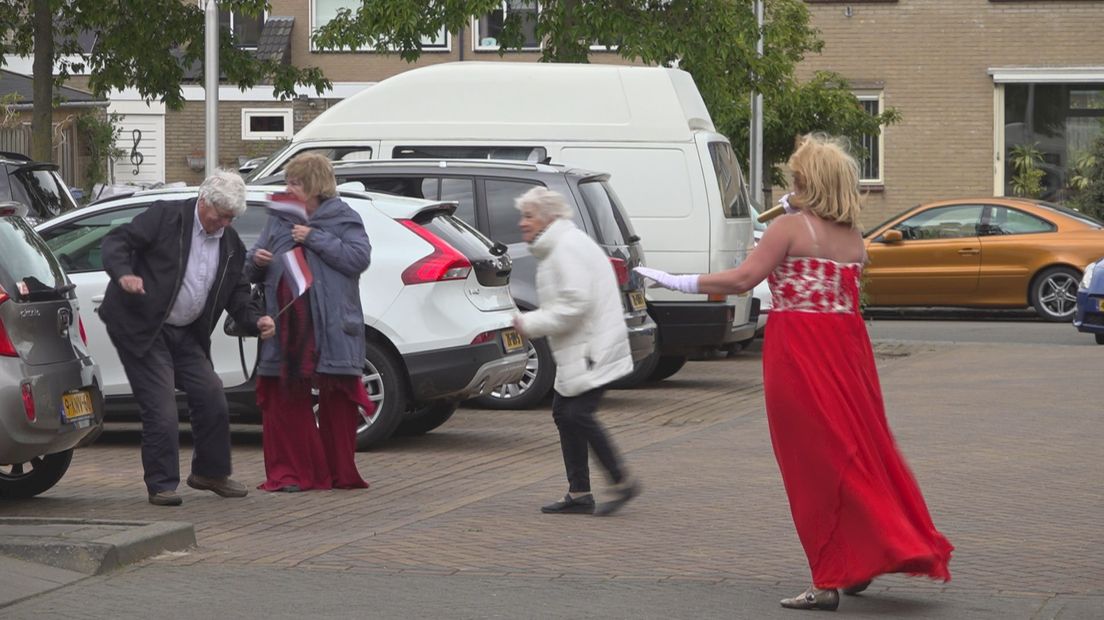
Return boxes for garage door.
[108,101,165,185]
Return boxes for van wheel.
[354,341,407,450]
[0,450,73,498]
[395,401,459,436]
[608,349,661,389]
[647,355,688,383]
[471,337,554,410]
[1030,266,1080,322]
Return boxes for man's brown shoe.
[186,474,248,498]
[148,490,182,506]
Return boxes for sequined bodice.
[769,257,863,314]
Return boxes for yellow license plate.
[1098,298,1104,312]
[628,291,647,311]
[62,390,94,421]
[502,329,524,353]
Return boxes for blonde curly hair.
[787,133,863,228]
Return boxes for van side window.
[708,142,751,219]
[392,145,547,162]
[484,179,545,245]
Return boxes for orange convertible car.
[863,198,1104,321]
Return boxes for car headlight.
[1080,262,1097,290]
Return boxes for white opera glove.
[634,266,700,294]
[779,192,798,214]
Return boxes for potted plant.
[186,150,205,172]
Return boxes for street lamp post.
[204,0,219,176]
[749,0,765,212]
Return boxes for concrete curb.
[0,518,195,575]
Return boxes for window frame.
[855,91,886,187]
[473,1,541,52]
[199,1,266,50]
[241,108,294,141]
[309,0,450,53]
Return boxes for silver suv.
[0,214,104,498]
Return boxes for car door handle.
[957,248,980,256]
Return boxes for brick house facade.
[798,0,1104,226]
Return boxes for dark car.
[0,151,80,224]
[260,159,660,409]
[0,214,104,498]
[1074,256,1104,344]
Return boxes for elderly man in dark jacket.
[100,170,274,506]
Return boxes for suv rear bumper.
[626,314,658,363]
[649,301,756,356]
[405,340,527,403]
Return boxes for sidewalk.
[1,340,1100,618]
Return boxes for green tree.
[313,0,897,187]
[0,0,331,164]
[1009,143,1045,199]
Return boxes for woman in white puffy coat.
[512,187,641,517]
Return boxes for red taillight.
[470,331,495,345]
[707,294,727,302]
[0,292,16,357]
[609,257,629,286]
[21,383,35,422]
[78,314,88,345]
[399,220,472,285]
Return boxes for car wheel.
[1030,266,1080,322]
[647,355,688,383]
[608,349,661,389]
[353,341,407,450]
[394,401,460,436]
[1096,333,1104,345]
[471,337,555,410]
[0,450,73,498]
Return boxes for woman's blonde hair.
[284,152,338,201]
[787,133,863,228]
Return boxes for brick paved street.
[1,339,1101,618]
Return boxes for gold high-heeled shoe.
[780,587,840,611]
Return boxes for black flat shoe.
[780,587,840,611]
[594,479,641,516]
[541,493,595,514]
[842,580,872,596]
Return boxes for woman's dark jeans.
[551,387,626,493]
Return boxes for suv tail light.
[21,383,35,421]
[609,257,629,286]
[78,314,88,345]
[470,331,495,345]
[0,291,16,357]
[399,220,472,285]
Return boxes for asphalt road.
[865,317,1094,346]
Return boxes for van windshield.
[708,142,751,219]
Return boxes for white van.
[247,62,757,365]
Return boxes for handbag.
[223,284,266,338]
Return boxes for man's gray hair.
[198,169,247,216]
[514,186,573,221]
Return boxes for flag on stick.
[276,246,313,317]
[261,191,308,224]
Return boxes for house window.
[311,0,449,51]
[475,1,539,51]
[241,109,293,140]
[203,2,264,49]
[1003,83,1104,202]
[856,94,884,185]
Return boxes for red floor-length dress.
[762,256,953,589]
[256,278,370,492]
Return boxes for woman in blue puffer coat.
[247,153,372,492]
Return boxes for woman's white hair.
[515,186,573,221]
[198,169,247,216]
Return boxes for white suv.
[35,187,527,449]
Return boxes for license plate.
[628,291,647,311]
[61,390,94,422]
[501,329,524,353]
[1099,299,1104,312]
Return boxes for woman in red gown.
[636,134,952,611]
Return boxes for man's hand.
[257,316,276,340]
[253,249,273,267]
[119,275,145,295]
[291,225,312,244]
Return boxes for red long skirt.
[256,375,370,491]
[762,310,953,589]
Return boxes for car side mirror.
[881,229,903,244]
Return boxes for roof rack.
[328,158,564,173]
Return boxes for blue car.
[1074,257,1104,345]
